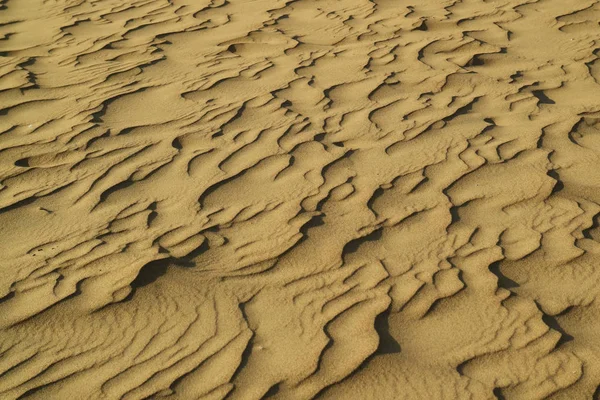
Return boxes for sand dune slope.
[1,0,600,398]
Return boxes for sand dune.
[1,0,600,398]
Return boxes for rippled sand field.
[1,0,600,399]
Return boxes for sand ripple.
[1,0,600,398]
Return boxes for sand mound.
[1,0,600,398]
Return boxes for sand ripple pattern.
[1,0,600,398]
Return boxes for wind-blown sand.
[1,0,600,398]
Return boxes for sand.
[1,0,600,398]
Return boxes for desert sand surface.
[1,0,600,398]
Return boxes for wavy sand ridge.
[1,0,600,398]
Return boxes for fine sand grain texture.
[1,0,600,399]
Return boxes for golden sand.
[1,0,600,398]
